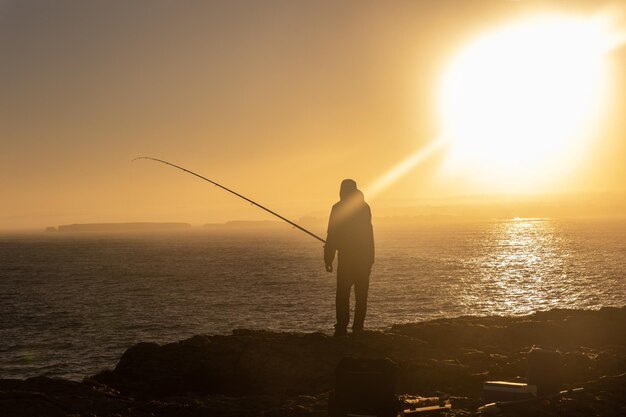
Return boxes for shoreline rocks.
[1,307,624,416]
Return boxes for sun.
[438,15,615,190]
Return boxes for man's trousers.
[335,264,371,332]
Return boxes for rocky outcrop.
[92,307,626,400]
[1,307,624,416]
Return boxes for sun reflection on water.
[462,218,573,315]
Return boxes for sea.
[1,218,625,380]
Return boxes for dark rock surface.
[1,307,624,416]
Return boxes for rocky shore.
[1,307,624,416]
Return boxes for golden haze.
[1,1,625,230]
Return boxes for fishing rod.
[132,157,326,244]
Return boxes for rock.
[1,307,624,416]
[0,377,133,417]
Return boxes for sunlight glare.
[438,15,623,190]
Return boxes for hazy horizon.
[3,190,625,233]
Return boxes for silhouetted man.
[324,179,375,336]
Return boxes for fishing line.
[126,160,134,223]
[132,157,326,244]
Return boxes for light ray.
[364,137,447,200]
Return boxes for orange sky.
[1,1,625,230]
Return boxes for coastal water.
[1,218,625,380]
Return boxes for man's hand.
[325,263,333,273]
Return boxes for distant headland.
[48,222,192,232]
